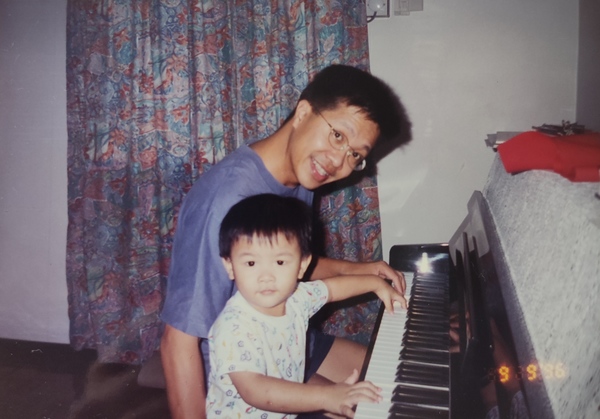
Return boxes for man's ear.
[298,254,313,279]
[221,257,235,280]
[291,99,312,128]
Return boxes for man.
[160,64,412,418]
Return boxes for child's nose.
[258,271,275,282]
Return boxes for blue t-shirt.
[161,145,313,373]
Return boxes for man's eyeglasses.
[316,112,367,171]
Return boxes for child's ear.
[298,254,313,279]
[221,257,235,280]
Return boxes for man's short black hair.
[294,64,412,161]
[219,194,313,259]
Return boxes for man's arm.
[311,257,407,294]
[230,369,381,417]
[160,324,206,419]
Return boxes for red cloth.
[497,131,600,182]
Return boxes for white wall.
[0,0,582,343]
[369,0,579,259]
[577,0,600,131]
[0,0,70,343]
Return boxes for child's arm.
[323,274,407,311]
[229,369,381,417]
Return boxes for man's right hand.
[160,324,206,419]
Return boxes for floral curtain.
[66,0,381,364]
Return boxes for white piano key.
[354,401,393,418]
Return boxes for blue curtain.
[66,0,381,364]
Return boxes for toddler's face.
[222,233,311,317]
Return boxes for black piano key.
[401,339,448,353]
[412,288,447,298]
[402,332,448,343]
[410,302,444,308]
[400,347,448,357]
[405,325,449,337]
[411,301,446,309]
[388,405,449,419]
[398,362,449,375]
[410,302,447,309]
[398,353,442,366]
[410,308,447,316]
[396,363,450,387]
[414,284,447,290]
[391,384,449,407]
[404,331,448,341]
[406,313,447,323]
[399,348,449,365]
[411,291,446,300]
[413,284,445,291]
[412,287,448,294]
[405,322,448,332]
[409,308,446,316]
[410,298,447,307]
[411,297,446,306]
[405,319,449,333]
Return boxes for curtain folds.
[66,0,381,364]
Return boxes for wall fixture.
[366,0,390,21]
[366,0,424,22]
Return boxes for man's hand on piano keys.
[346,261,407,295]
[323,275,407,311]
[373,279,408,312]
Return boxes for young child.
[206,194,406,418]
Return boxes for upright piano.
[355,156,600,418]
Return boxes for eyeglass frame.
[315,111,368,171]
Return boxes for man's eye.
[332,130,344,143]
[351,151,363,162]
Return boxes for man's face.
[287,101,379,190]
[221,233,312,317]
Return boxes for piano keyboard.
[355,271,451,418]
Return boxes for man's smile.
[311,157,331,182]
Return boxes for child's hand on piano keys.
[325,368,382,418]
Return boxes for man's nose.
[328,147,347,169]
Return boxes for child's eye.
[246,261,255,267]
[276,260,285,266]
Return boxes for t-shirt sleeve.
[209,311,267,379]
[160,176,239,337]
[293,281,329,319]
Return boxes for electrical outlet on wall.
[366,0,390,19]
